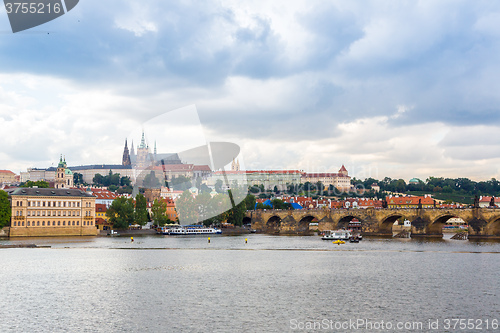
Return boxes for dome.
[409,178,420,184]
[65,169,73,175]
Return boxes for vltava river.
[1,234,500,332]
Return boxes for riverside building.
[7,188,98,237]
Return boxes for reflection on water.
[1,235,500,332]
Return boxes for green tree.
[106,197,135,229]
[175,190,197,224]
[120,176,131,187]
[171,175,191,191]
[93,173,104,186]
[215,179,224,193]
[151,198,169,226]
[143,171,161,188]
[244,194,256,210]
[0,191,11,228]
[226,193,246,226]
[135,193,148,226]
[21,180,49,188]
[73,172,84,185]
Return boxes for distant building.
[386,195,434,208]
[409,178,421,185]
[301,165,351,191]
[371,183,380,192]
[0,170,17,184]
[7,188,98,237]
[479,196,499,208]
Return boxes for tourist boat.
[321,230,352,240]
[158,226,222,235]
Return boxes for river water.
[1,234,500,332]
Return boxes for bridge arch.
[380,214,405,234]
[430,214,468,234]
[336,214,363,229]
[242,216,252,225]
[297,215,317,232]
[266,215,282,234]
[486,216,500,236]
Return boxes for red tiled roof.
[91,189,118,200]
[339,165,347,172]
[479,196,499,202]
[95,204,107,212]
[193,165,211,171]
[0,170,15,174]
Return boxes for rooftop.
[6,188,95,197]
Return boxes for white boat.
[159,226,222,235]
[321,230,352,240]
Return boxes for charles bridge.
[244,207,500,239]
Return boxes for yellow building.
[0,170,17,184]
[7,188,98,237]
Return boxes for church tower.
[55,156,73,189]
[122,139,131,166]
[136,131,150,169]
[231,158,240,171]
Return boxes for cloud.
[2,1,500,181]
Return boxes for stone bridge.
[244,208,500,239]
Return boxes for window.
[58,211,61,216]
[37,221,40,226]
[77,202,80,207]
[52,221,55,226]
[63,211,66,217]
[63,202,66,207]
[28,201,31,207]
[42,221,45,226]
[63,221,65,226]
[37,201,40,207]
[83,221,86,226]
[58,202,61,207]
[77,221,79,226]
[27,221,30,226]
[58,221,60,226]
[43,201,45,207]
[22,221,24,226]
[72,221,75,226]
[37,211,40,216]
[13,221,16,226]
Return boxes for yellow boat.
[332,240,345,245]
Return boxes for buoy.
[245,238,247,244]
[208,237,210,243]
[131,237,134,242]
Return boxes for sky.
[1,0,500,181]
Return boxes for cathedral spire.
[130,140,135,156]
[140,131,146,149]
[122,138,131,166]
